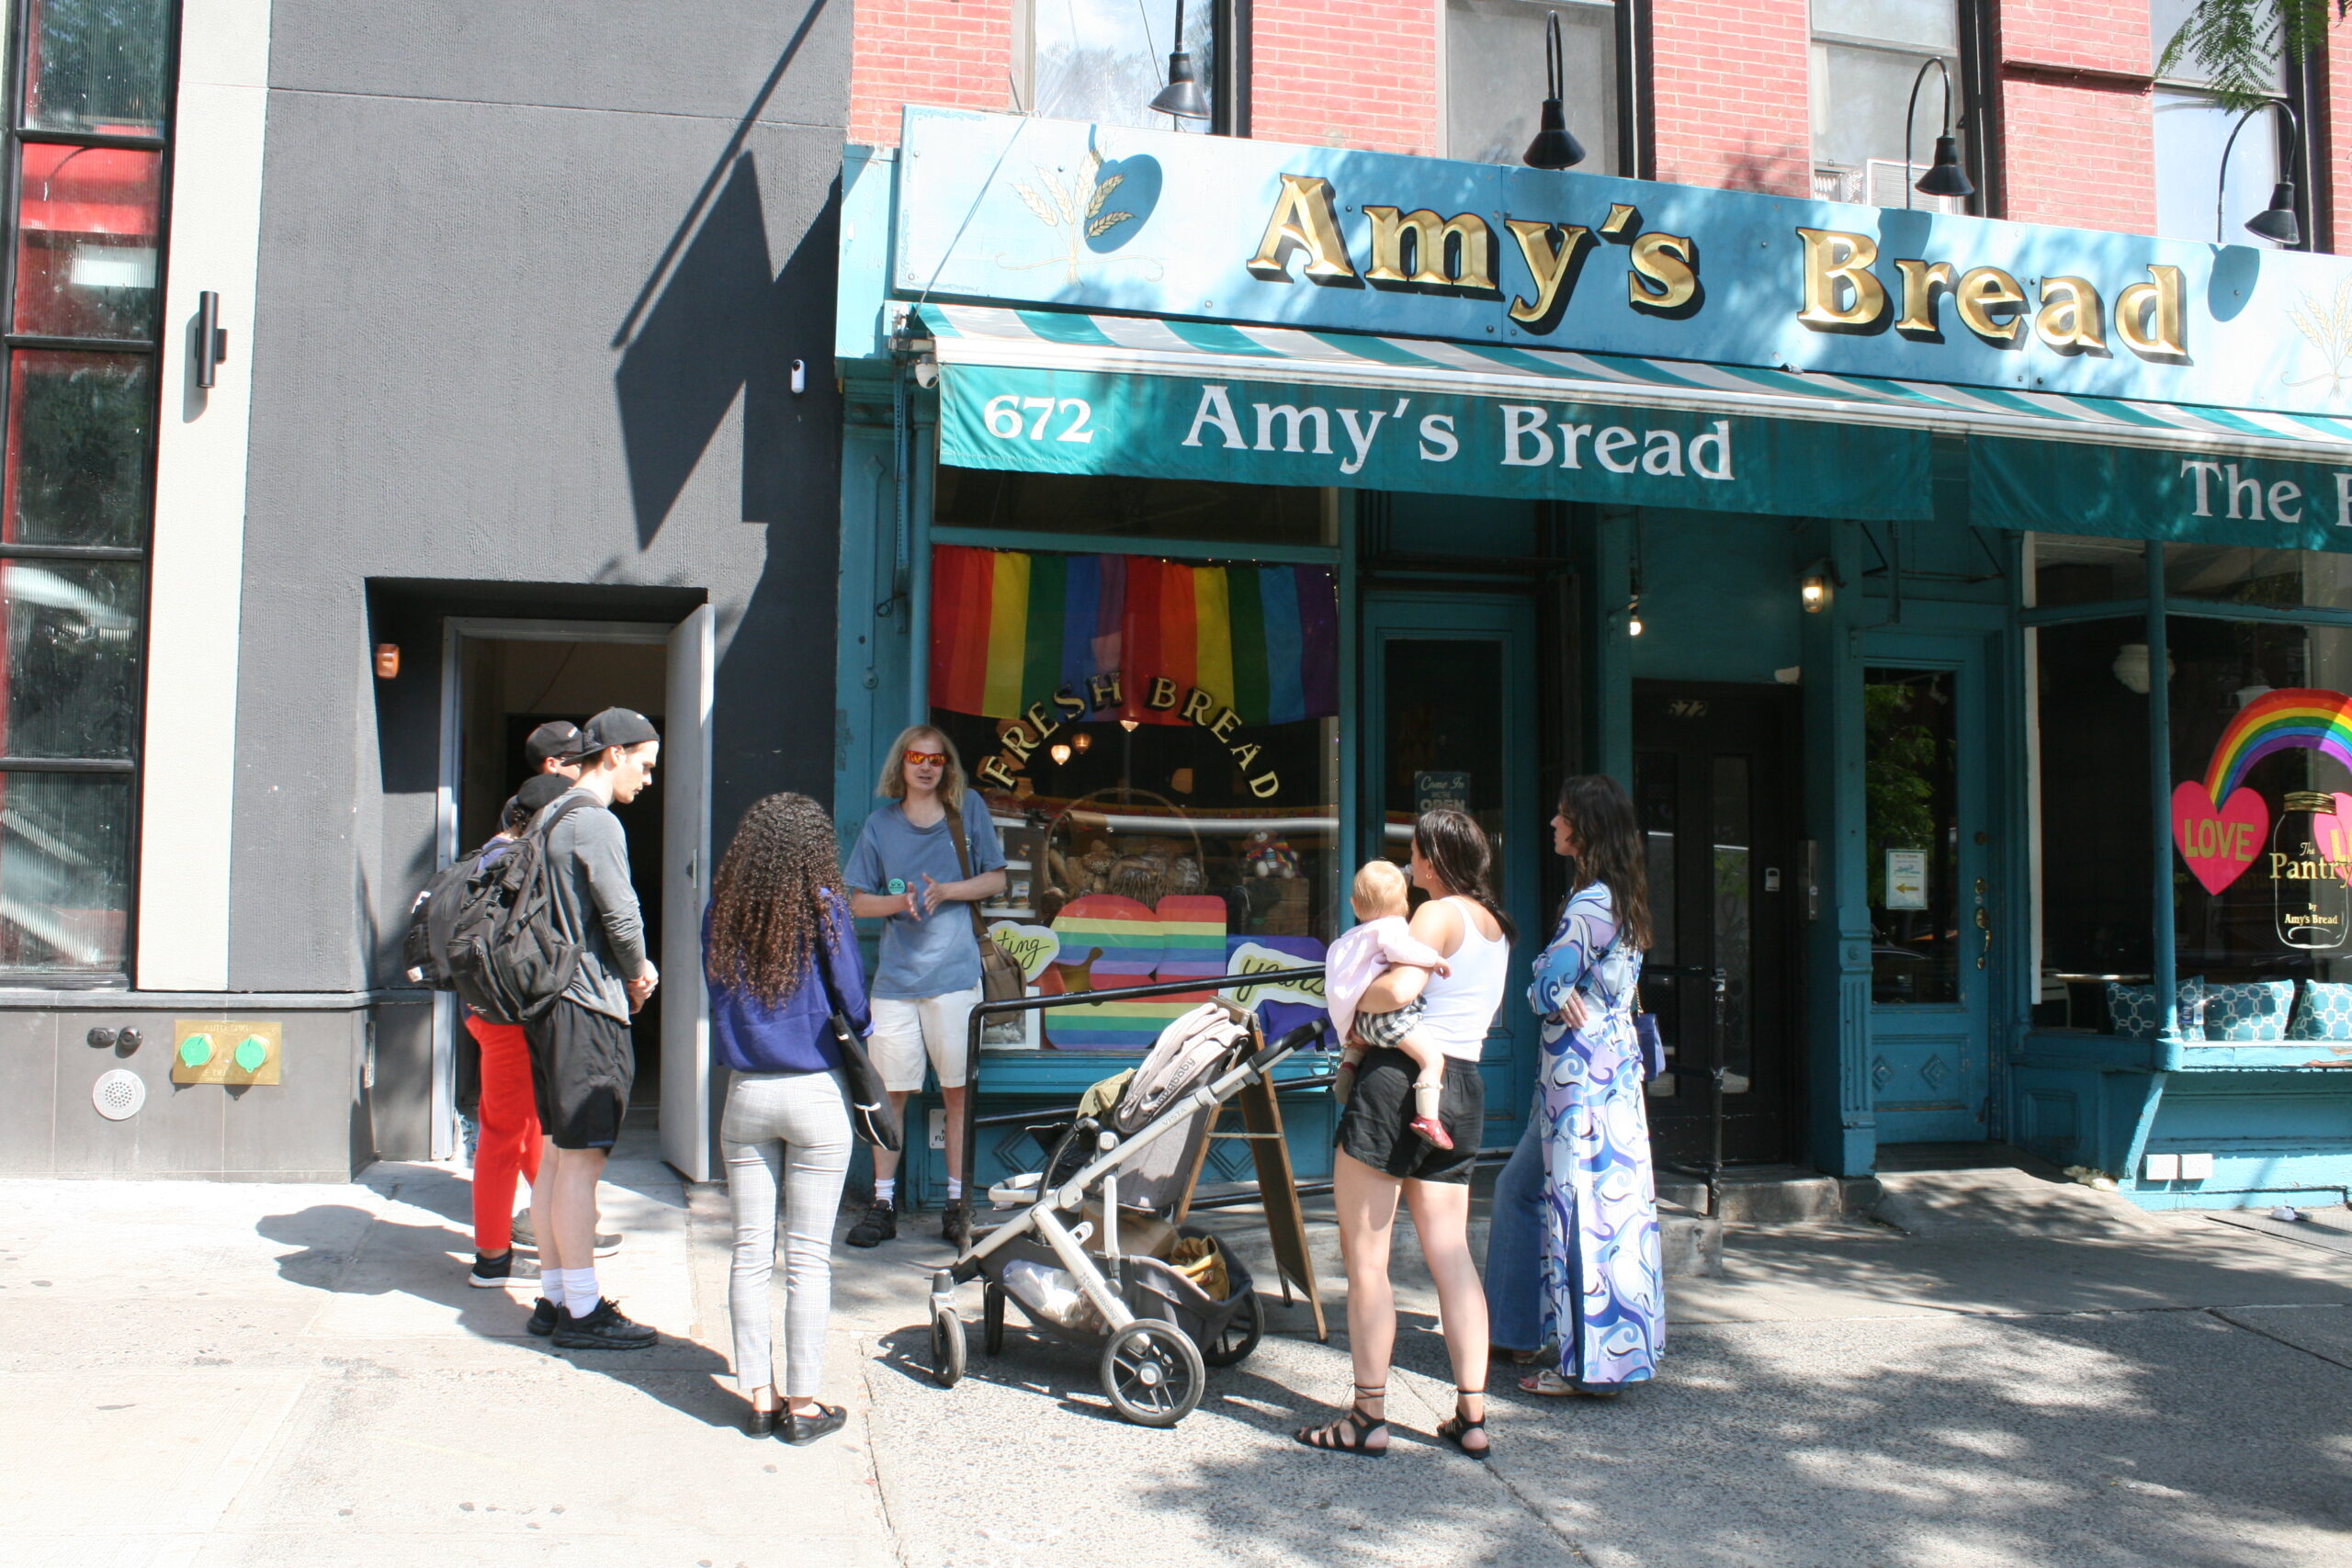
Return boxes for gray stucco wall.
[232,1,847,989]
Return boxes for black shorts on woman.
[1334,1048,1484,1183]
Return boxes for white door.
[660,605,715,1179]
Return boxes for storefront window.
[934,468,1331,547]
[2033,619,2154,1026]
[1023,0,1216,132]
[928,542,1339,1051]
[21,0,173,137]
[2033,533,2147,608]
[2150,0,2290,248]
[1810,0,1964,210]
[1446,0,1621,173]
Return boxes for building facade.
[3,0,847,1179]
[833,0,2352,1211]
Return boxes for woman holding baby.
[1295,808,1509,1460]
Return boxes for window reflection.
[13,141,163,339]
[5,350,153,547]
[0,772,130,972]
[0,558,141,759]
[22,0,173,137]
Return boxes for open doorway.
[437,613,715,1178]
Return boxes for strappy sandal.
[1519,1368,1620,1398]
[1437,1386,1489,1461]
[1295,1383,1389,1457]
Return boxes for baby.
[1325,859,1455,1149]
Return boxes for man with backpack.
[520,706,662,1350]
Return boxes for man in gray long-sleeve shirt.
[523,706,662,1350]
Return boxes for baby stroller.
[922,1001,1320,1427]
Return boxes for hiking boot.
[942,1202,972,1248]
[527,1297,562,1337]
[509,1213,620,1257]
[844,1201,897,1248]
[468,1249,537,1288]
[550,1298,657,1350]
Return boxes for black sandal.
[1295,1383,1389,1457]
[1438,1386,1489,1461]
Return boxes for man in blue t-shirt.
[841,725,1005,1247]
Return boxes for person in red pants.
[466,776,566,1288]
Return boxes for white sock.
[562,1268,601,1315]
[946,1179,964,1202]
[875,1178,897,1205]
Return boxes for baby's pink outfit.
[1325,915,1446,1042]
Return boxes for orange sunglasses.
[903,749,948,766]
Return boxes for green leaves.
[2156,0,2346,113]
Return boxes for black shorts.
[526,999,635,1151]
[1334,1049,1484,1184]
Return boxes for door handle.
[1973,877,1990,970]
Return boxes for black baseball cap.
[580,706,660,753]
[525,720,585,767]
[515,773,571,813]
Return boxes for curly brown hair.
[705,792,847,1006]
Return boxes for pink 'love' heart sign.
[2172,782,2267,895]
[2312,793,2352,886]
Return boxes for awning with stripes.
[918,304,2352,549]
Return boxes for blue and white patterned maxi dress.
[1528,884,1665,1388]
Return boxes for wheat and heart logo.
[2174,689,2352,893]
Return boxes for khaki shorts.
[868,987,981,1092]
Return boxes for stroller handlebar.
[1250,1021,1325,1076]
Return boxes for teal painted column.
[1586,506,1634,785]
[1806,519,1875,1176]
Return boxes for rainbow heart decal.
[2172,781,2268,895]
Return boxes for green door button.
[178,1033,213,1067]
[233,1035,269,1073]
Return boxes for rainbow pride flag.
[930,546,1338,726]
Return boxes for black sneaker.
[508,1213,621,1257]
[527,1297,562,1337]
[844,1201,897,1248]
[468,1249,535,1288]
[550,1298,657,1350]
[942,1202,972,1247]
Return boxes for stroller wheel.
[1199,1289,1263,1369]
[983,1283,1006,1357]
[928,1306,967,1388]
[1100,1320,1204,1427]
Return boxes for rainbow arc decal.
[2205,689,2352,800]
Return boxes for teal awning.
[919,305,2352,546]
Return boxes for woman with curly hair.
[705,792,868,1445]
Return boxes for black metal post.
[1706,964,1728,1215]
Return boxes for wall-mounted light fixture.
[1119,718,1140,733]
[1801,560,1839,614]
[2218,100,2304,247]
[374,643,401,679]
[1521,13,1586,171]
[1626,596,1644,637]
[1149,0,1212,120]
[194,290,230,389]
[1903,59,1974,209]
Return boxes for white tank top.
[1414,899,1509,1061]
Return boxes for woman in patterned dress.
[1520,774,1665,1397]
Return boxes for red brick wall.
[848,0,1017,148]
[1648,0,1813,196]
[1994,0,2157,234]
[1250,0,1439,153]
[2323,29,2352,253]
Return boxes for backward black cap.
[581,707,660,752]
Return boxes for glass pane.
[2165,544,2315,608]
[1814,0,1955,49]
[0,558,141,758]
[2152,0,2286,85]
[1634,749,1679,1095]
[22,0,173,136]
[1811,41,1962,210]
[2154,88,2282,247]
[2033,621,2154,1026]
[0,770,130,972]
[933,468,1331,547]
[1867,667,1959,1003]
[5,350,153,547]
[14,142,164,339]
[1383,638,1507,897]
[1034,0,1213,132]
[1447,0,1620,171]
[2033,534,2147,608]
[1712,754,1754,1092]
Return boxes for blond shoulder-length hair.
[876,724,967,812]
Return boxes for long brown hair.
[1555,774,1653,952]
[1413,808,1515,942]
[706,793,846,1005]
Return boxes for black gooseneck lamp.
[2217,99,2304,247]
[1903,57,1974,209]
[1149,0,1213,121]
[1522,12,1586,170]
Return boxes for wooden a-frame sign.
[1174,1066,1329,1342]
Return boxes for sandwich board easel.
[1173,1065,1329,1343]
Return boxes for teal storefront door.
[1360,591,1543,1153]
[1864,632,1997,1143]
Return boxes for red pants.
[466,1016,542,1254]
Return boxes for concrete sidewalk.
[4,1144,2349,1567]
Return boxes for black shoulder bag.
[814,912,901,1152]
